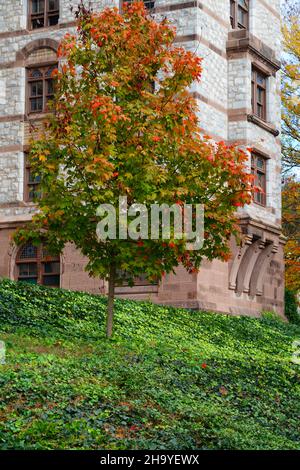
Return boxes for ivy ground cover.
[0,279,299,450]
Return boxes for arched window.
[27,64,57,113]
[16,242,60,287]
[230,0,249,30]
[29,0,59,30]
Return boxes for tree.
[14,2,253,337]
[282,179,300,293]
[282,10,300,172]
[281,5,300,300]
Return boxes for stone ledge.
[115,285,158,295]
[226,29,281,74]
[0,21,76,40]
[239,216,282,238]
[247,114,280,136]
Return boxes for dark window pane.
[32,0,45,14]
[30,97,43,112]
[257,73,266,86]
[48,0,59,10]
[28,170,41,184]
[238,9,247,29]
[47,79,54,95]
[19,263,28,274]
[257,87,264,103]
[28,186,41,201]
[43,262,60,274]
[30,81,43,96]
[238,8,246,26]
[143,0,155,9]
[257,172,265,186]
[42,274,60,286]
[32,17,44,29]
[256,189,265,205]
[18,263,38,276]
[127,0,154,9]
[257,157,265,170]
[48,14,59,26]
[252,153,267,206]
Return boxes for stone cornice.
[226,30,281,75]
[239,216,282,238]
[0,215,33,229]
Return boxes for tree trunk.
[106,262,116,338]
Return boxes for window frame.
[123,0,155,11]
[26,63,57,115]
[251,153,267,207]
[116,270,158,287]
[28,0,59,30]
[24,153,42,202]
[16,242,61,287]
[230,0,249,30]
[251,67,267,121]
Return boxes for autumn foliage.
[282,14,300,172]
[15,3,253,336]
[282,179,300,293]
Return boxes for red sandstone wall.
[0,228,285,319]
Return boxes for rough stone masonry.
[0,0,285,317]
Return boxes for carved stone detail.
[249,242,279,297]
[229,235,253,290]
[236,238,266,295]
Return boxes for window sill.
[23,201,37,206]
[247,114,280,136]
[27,21,76,33]
[252,201,267,209]
[27,24,60,33]
[25,112,53,121]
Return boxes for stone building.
[0,0,285,317]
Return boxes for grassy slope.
[0,279,300,450]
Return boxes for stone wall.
[0,0,284,318]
